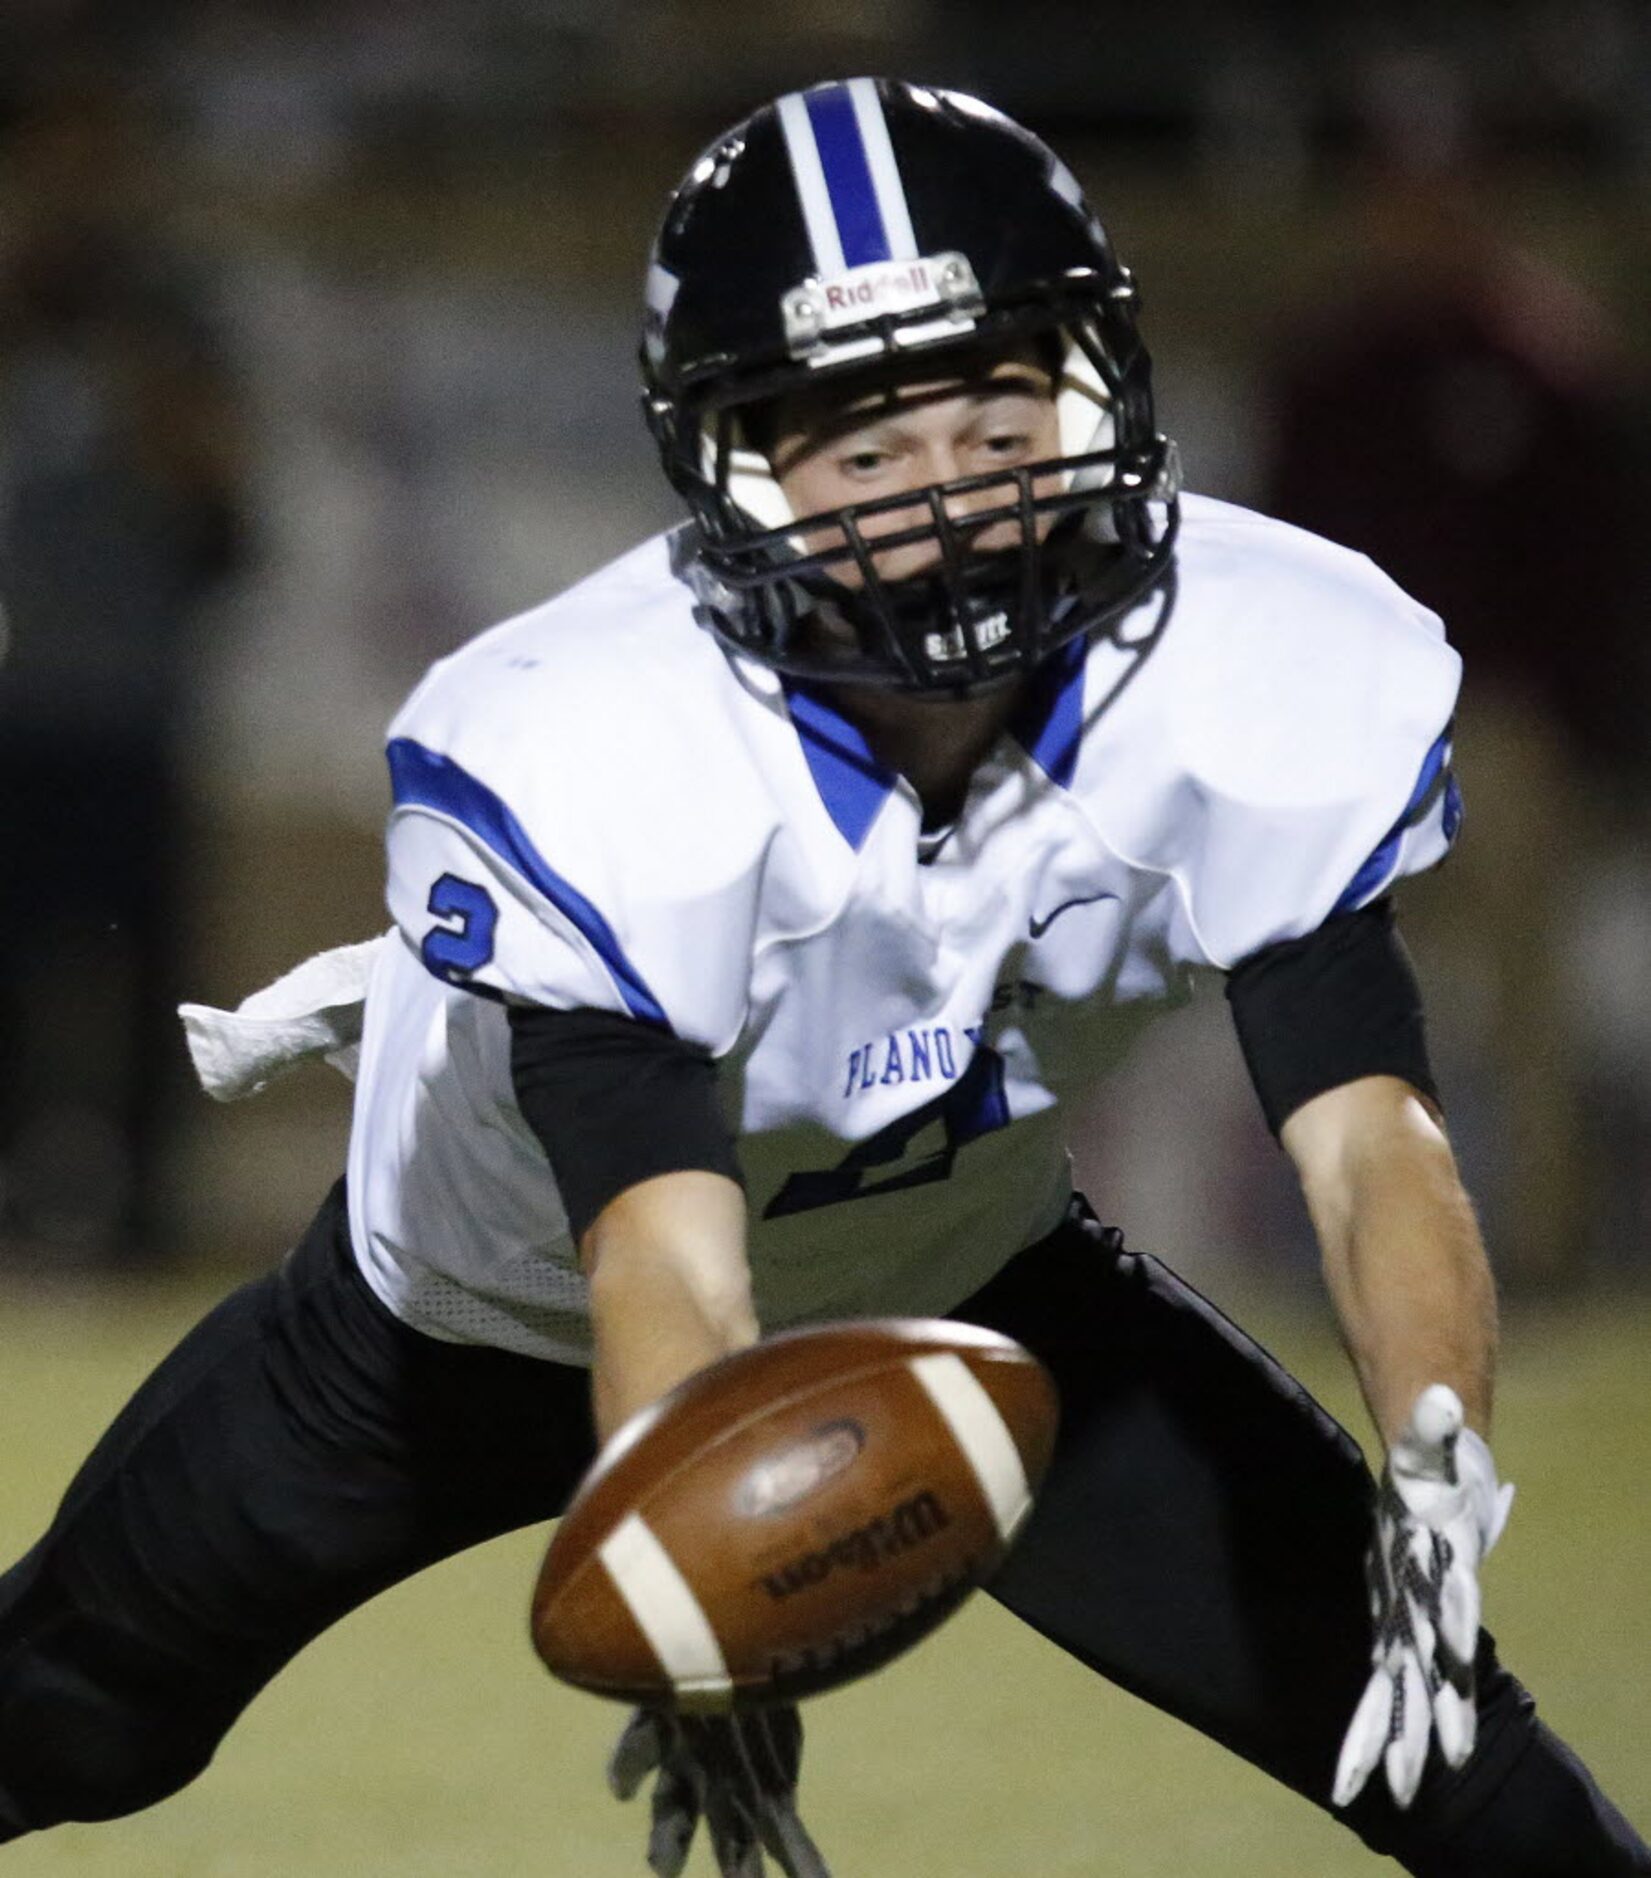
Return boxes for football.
[531,1318,1058,1710]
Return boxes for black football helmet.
[641,77,1180,692]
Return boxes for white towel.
[179,933,392,1101]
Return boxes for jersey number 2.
[422,874,498,983]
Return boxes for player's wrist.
[1387,1386,1511,1543]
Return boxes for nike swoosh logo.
[1028,890,1116,940]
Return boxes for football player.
[1,78,1646,1877]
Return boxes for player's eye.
[981,430,1032,458]
[837,446,893,477]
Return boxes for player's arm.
[508,1004,756,1446]
[1226,901,1514,1811]
[1288,1079,1512,1810]
[511,1004,828,1877]
[1224,896,1492,1440]
[1281,1074,1494,1445]
[581,1170,755,1444]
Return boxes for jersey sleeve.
[1196,548,1461,966]
[385,741,666,1021]
[381,632,771,1054]
[1087,511,1465,970]
[1324,723,1461,919]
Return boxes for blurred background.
[1,0,1649,1283]
[0,1,1648,1867]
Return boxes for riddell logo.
[782,251,981,354]
[821,263,935,315]
[756,1490,951,1600]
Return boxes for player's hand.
[1334,1383,1515,1811]
[608,1704,831,1878]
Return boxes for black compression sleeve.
[1224,898,1439,1137]
[507,1005,743,1243]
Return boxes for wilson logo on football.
[733,1419,866,1519]
[755,1489,952,1600]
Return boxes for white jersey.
[346,494,1461,1363]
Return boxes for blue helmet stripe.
[805,84,891,267]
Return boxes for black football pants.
[0,1181,1645,1872]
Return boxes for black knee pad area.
[0,1623,229,1833]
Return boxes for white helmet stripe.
[776,92,847,276]
[846,77,918,260]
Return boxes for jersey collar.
[783,634,1087,848]
[1008,632,1087,790]
[781,678,899,851]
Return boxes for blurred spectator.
[1261,51,1651,1287]
[0,72,249,1265]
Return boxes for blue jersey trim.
[386,737,669,1028]
[806,85,890,267]
[1011,633,1087,790]
[1332,725,1455,915]
[1442,773,1464,844]
[782,681,898,851]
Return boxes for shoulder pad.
[1072,500,1461,966]
[382,540,782,1048]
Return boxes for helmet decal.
[776,79,919,274]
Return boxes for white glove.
[1333,1383,1515,1811]
[608,1705,831,1878]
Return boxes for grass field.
[0,1273,1646,1875]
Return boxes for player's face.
[768,345,1063,589]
